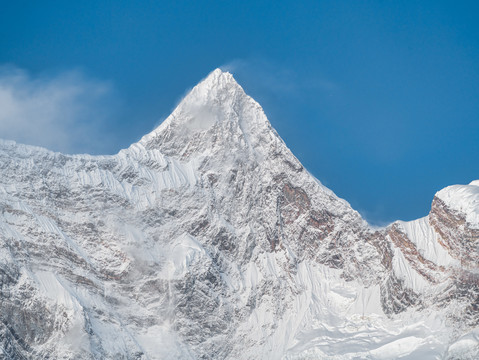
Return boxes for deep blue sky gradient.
[1,0,478,225]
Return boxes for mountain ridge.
[0,69,478,359]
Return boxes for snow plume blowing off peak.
[0,68,479,360]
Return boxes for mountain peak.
[178,68,245,111]
[137,68,272,156]
[139,69,246,142]
[201,68,237,88]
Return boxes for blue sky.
[0,1,478,225]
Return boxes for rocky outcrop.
[430,196,479,268]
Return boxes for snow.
[136,324,194,360]
[446,329,479,359]
[159,233,210,279]
[398,216,457,267]
[436,181,479,228]
[0,68,477,359]
[391,246,431,292]
[34,271,78,308]
[138,69,239,145]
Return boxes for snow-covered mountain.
[0,69,478,359]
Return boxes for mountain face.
[0,69,478,359]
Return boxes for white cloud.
[0,65,117,154]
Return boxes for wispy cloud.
[355,205,396,228]
[221,59,300,96]
[220,58,340,99]
[0,65,118,154]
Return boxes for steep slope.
[0,69,477,359]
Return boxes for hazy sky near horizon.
[0,1,478,225]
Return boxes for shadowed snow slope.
[0,69,478,359]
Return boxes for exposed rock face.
[0,69,478,359]
[430,196,479,267]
